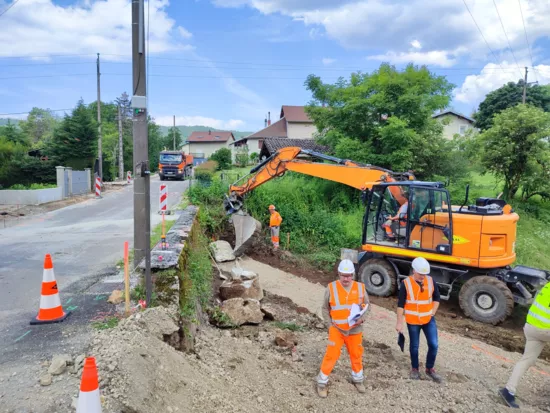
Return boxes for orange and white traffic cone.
[77,357,102,413]
[30,254,71,325]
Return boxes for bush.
[194,168,214,183]
[210,148,232,170]
[9,184,26,190]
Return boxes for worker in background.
[316,259,369,398]
[499,281,550,409]
[268,205,282,250]
[395,257,442,383]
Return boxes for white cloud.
[0,0,192,59]
[368,50,458,68]
[154,115,245,130]
[322,57,336,65]
[212,0,550,67]
[178,27,193,39]
[411,40,422,50]
[454,62,550,104]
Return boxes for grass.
[151,218,176,248]
[91,315,120,330]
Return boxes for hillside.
[158,125,252,140]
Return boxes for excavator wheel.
[358,258,397,297]
[458,276,514,325]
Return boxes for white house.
[432,110,476,140]
[183,130,235,166]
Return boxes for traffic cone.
[30,254,71,325]
[77,357,102,413]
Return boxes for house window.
[258,139,263,149]
[459,125,468,135]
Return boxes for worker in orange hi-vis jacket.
[268,205,282,250]
[316,259,369,398]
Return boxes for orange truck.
[158,150,193,181]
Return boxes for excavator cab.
[363,182,453,254]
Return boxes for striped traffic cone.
[30,254,71,325]
[77,357,102,413]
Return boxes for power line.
[518,0,538,82]
[492,0,522,77]
[462,0,505,70]
[0,0,21,19]
[0,108,74,116]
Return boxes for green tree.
[0,120,29,146]
[210,148,232,170]
[305,63,454,178]
[163,127,184,150]
[474,81,550,131]
[51,99,97,169]
[19,108,58,147]
[479,105,550,199]
[0,138,26,188]
[148,117,164,172]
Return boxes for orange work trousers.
[320,326,364,380]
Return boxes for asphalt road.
[0,176,189,408]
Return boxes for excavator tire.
[358,258,397,297]
[458,276,514,325]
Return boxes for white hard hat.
[338,259,355,274]
[411,257,430,275]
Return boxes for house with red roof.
[183,130,235,165]
[232,105,317,158]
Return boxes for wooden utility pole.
[132,0,151,304]
[117,104,124,180]
[173,115,176,150]
[523,66,527,105]
[97,53,103,180]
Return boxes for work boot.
[499,388,519,409]
[425,368,442,383]
[410,368,421,380]
[353,382,366,393]
[316,385,328,398]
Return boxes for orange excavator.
[224,146,550,325]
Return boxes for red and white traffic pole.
[159,184,167,214]
[127,171,131,184]
[95,176,102,198]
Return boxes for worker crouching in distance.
[395,257,443,383]
[268,205,282,250]
[316,259,369,398]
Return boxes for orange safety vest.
[403,275,434,325]
[270,211,282,227]
[328,280,365,331]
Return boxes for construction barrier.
[76,357,102,413]
[30,254,71,325]
[159,183,167,213]
[95,176,101,198]
[127,171,131,184]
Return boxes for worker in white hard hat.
[395,256,442,383]
[316,259,370,398]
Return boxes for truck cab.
[159,151,193,181]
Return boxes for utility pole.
[173,115,176,150]
[131,0,151,304]
[523,66,527,105]
[117,104,124,180]
[97,53,103,180]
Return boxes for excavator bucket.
[231,212,262,256]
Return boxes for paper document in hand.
[347,303,368,325]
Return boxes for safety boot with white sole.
[316,385,328,398]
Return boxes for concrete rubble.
[220,298,264,326]
[210,240,236,262]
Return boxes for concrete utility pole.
[132,0,151,304]
[173,115,176,150]
[97,53,103,180]
[117,104,124,180]
[523,66,527,105]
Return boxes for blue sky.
[1,0,550,132]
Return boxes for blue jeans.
[407,317,438,370]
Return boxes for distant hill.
[0,118,21,127]
[158,125,252,141]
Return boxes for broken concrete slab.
[230,267,258,281]
[232,213,262,256]
[210,241,235,262]
[219,277,263,301]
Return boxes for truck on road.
[159,150,193,181]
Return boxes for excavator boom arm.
[226,147,412,212]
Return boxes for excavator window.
[364,184,453,255]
